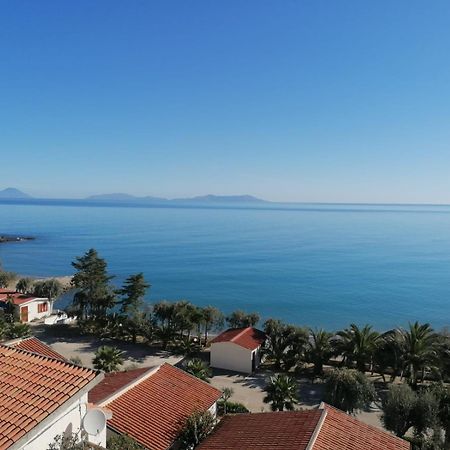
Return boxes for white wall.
[210,342,254,373]
[17,393,106,449]
[17,298,53,322]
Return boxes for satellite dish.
[83,408,106,435]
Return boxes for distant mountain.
[175,194,267,204]
[86,193,168,202]
[0,188,32,199]
[85,193,267,204]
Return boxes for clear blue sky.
[1,1,450,203]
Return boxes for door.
[252,351,256,372]
[20,306,28,323]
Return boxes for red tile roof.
[101,363,222,450]
[0,290,42,306]
[88,367,150,404]
[0,344,100,450]
[7,337,67,362]
[210,327,266,350]
[313,403,410,450]
[198,410,323,450]
[198,404,410,450]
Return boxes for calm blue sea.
[1,200,450,331]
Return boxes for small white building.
[0,343,107,449]
[0,288,53,323]
[210,327,266,374]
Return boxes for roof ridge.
[100,365,161,406]
[306,407,327,450]
[230,327,252,343]
[0,343,95,372]
[320,402,409,444]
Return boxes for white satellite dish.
[83,408,106,435]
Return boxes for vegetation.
[324,368,375,414]
[107,433,143,450]
[183,358,212,382]
[0,271,16,288]
[92,345,124,372]
[226,309,260,328]
[177,410,216,450]
[263,373,299,411]
[221,387,234,415]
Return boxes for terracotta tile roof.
[7,337,67,362]
[210,327,266,350]
[313,403,410,450]
[0,344,100,450]
[101,363,222,450]
[0,291,41,306]
[88,367,150,404]
[198,404,410,450]
[198,410,323,450]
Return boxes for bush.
[217,400,249,415]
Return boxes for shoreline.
[6,274,73,291]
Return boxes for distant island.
[0,235,35,244]
[0,187,32,199]
[0,187,268,205]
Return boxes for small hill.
[183,194,266,204]
[0,188,32,199]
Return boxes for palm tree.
[398,321,437,387]
[184,358,212,383]
[307,328,334,376]
[336,324,379,372]
[263,373,299,411]
[93,345,124,373]
[16,277,34,294]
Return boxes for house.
[210,327,266,373]
[5,336,67,361]
[198,402,410,450]
[89,363,222,450]
[0,344,107,450]
[0,288,53,323]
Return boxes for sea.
[1,199,450,331]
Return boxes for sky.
[1,1,450,203]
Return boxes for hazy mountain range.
[0,188,268,204]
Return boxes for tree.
[93,345,124,372]
[184,358,212,383]
[71,249,115,320]
[307,328,334,376]
[16,277,34,294]
[263,319,308,371]
[153,300,178,348]
[336,324,380,372]
[324,368,375,414]
[47,433,87,449]
[263,373,299,411]
[4,322,30,339]
[221,387,234,415]
[118,273,150,316]
[226,310,260,328]
[177,410,216,450]
[398,322,438,388]
[381,384,417,437]
[34,279,63,302]
[201,306,224,345]
[0,271,15,288]
[107,433,143,450]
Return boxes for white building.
[0,343,107,449]
[0,288,53,323]
[89,363,222,450]
[210,327,266,374]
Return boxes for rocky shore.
[0,235,35,243]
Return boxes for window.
[38,303,48,313]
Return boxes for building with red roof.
[210,327,266,373]
[0,344,106,449]
[92,363,222,450]
[198,403,410,450]
[0,288,53,323]
[5,336,67,361]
